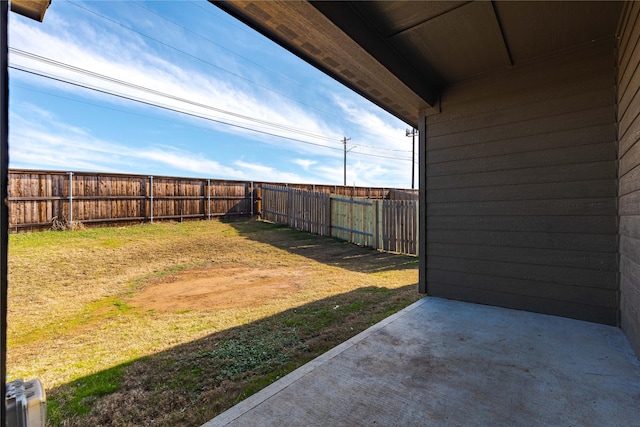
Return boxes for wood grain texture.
[7,170,410,232]
[262,184,418,255]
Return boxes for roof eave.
[10,0,51,22]
[211,0,439,127]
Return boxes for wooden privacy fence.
[8,170,255,232]
[8,169,417,232]
[262,184,418,256]
[262,185,331,236]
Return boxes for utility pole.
[343,136,351,186]
[406,128,418,189]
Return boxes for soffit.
[213,1,623,127]
[212,0,438,126]
[494,1,623,63]
[385,1,511,82]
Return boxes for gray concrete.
[203,298,640,427]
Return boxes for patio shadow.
[45,283,421,427]
[223,218,418,274]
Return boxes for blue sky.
[8,1,417,188]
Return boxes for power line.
[10,83,269,136]
[12,49,414,160]
[9,65,411,164]
[350,150,411,161]
[131,1,302,88]
[10,65,346,152]
[11,1,416,163]
[186,0,273,47]
[10,48,341,144]
[14,82,418,166]
[65,0,347,123]
[11,65,414,162]
[343,136,352,186]
[406,128,417,189]
[13,65,411,161]
[351,142,412,153]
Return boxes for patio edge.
[201,296,428,427]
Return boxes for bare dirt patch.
[8,219,419,427]
[128,264,308,312]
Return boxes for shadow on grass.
[222,218,418,273]
[46,283,421,427]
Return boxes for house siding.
[617,1,640,357]
[425,39,619,325]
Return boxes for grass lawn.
[7,218,420,426]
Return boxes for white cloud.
[9,105,243,178]
[324,95,416,188]
[9,11,344,159]
[233,160,308,184]
[143,146,243,178]
[293,159,316,170]
[332,95,411,150]
[8,3,415,188]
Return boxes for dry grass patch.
[7,219,420,426]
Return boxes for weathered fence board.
[9,170,414,233]
[8,171,255,231]
[380,199,418,255]
[331,196,375,247]
[262,185,418,256]
[262,185,331,236]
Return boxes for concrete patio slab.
[203,297,640,427]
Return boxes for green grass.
[47,364,130,425]
[7,218,420,426]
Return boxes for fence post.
[415,199,419,257]
[149,175,154,223]
[349,194,353,243]
[377,200,384,250]
[373,200,378,250]
[328,193,333,238]
[68,171,73,225]
[250,181,254,216]
[286,183,291,227]
[207,179,211,220]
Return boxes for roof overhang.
[212,1,623,128]
[212,1,439,126]
[10,0,51,22]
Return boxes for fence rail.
[8,169,417,232]
[262,184,418,256]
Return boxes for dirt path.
[128,264,310,311]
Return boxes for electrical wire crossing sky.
[8,0,418,188]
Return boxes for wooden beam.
[418,109,427,294]
[490,0,513,66]
[10,0,50,22]
[310,1,442,106]
[212,1,438,126]
[1,2,9,423]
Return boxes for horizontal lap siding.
[618,1,640,357]
[425,40,619,324]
